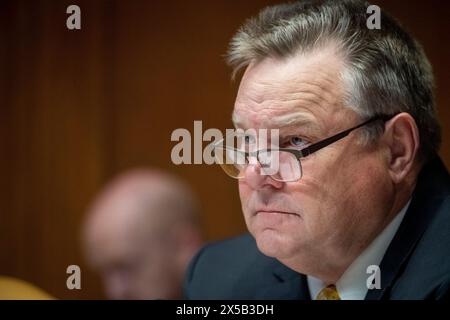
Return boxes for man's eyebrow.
[232,111,319,131]
[271,112,318,129]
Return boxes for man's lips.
[253,210,302,226]
[255,209,299,216]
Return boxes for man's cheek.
[237,185,251,213]
[238,182,251,201]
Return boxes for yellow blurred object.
[0,276,54,300]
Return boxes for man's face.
[85,202,178,300]
[91,233,174,300]
[233,49,393,271]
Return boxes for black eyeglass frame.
[216,113,396,162]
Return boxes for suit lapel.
[365,156,450,300]
[259,260,310,300]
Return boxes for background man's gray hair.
[227,0,441,162]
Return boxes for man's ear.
[383,112,420,183]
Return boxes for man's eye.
[236,135,256,151]
[244,135,256,144]
[288,136,308,148]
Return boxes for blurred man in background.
[82,169,202,300]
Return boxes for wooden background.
[0,0,449,299]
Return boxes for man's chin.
[253,229,294,259]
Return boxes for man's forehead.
[232,49,345,130]
[239,47,343,88]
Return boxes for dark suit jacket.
[185,156,450,300]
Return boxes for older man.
[185,0,449,300]
[83,169,202,300]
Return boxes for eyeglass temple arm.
[299,115,393,158]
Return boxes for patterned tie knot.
[316,284,341,300]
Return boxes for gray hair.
[226,0,441,161]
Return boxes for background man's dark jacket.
[184,156,450,300]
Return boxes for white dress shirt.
[307,199,411,300]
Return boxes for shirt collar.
[307,199,411,300]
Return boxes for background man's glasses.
[213,114,395,182]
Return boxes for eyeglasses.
[213,114,395,182]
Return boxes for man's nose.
[244,159,283,190]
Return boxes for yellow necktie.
[316,284,341,300]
